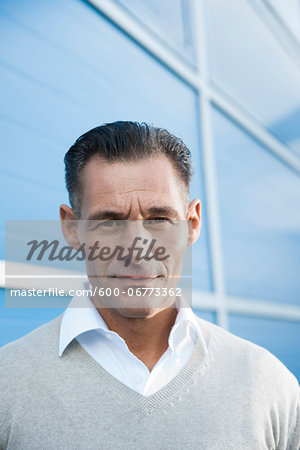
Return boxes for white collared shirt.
[59,288,207,397]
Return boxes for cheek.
[156,223,189,254]
[76,232,113,277]
[157,236,188,278]
[85,257,110,280]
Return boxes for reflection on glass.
[205,0,300,154]
[116,0,196,66]
[229,314,300,381]
[212,106,300,304]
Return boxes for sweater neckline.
[64,334,209,414]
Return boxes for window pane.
[205,0,300,155]
[229,314,300,382]
[268,0,300,41]
[212,106,300,304]
[190,106,213,293]
[116,0,196,66]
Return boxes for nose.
[121,220,153,264]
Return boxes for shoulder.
[197,316,299,394]
[197,317,300,444]
[0,314,63,445]
[199,319,300,449]
[0,314,63,376]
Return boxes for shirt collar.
[59,282,109,356]
[168,296,208,356]
[59,284,208,357]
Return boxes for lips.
[114,275,160,279]
[109,275,163,286]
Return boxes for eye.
[144,217,172,227]
[95,220,122,229]
[149,217,169,222]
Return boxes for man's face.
[61,154,201,318]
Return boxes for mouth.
[109,275,163,286]
[113,275,161,279]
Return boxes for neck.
[95,304,178,371]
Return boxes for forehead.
[81,154,181,194]
[80,154,185,213]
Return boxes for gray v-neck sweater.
[0,314,299,449]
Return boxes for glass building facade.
[0,0,299,380]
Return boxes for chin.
[116,307,153,319]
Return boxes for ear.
[59,204,81,249]
[186,199,201,247]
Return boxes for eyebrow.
[146,206,180,218]
[87,211,127,221]
[87,206,180,221]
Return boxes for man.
[0,121,299,449]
